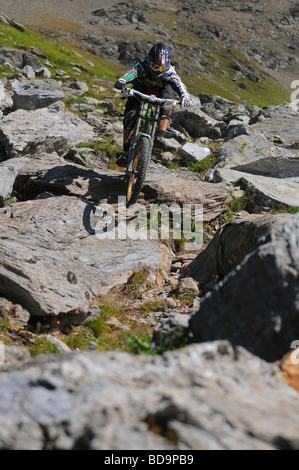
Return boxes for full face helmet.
[147,43,171,77]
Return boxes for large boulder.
[189,212,299,362]
[0,195,172,315]
[0,215,99,317]
[252,103,299,148]
[0,107,95,158]
[143,164,232,222]
[184,212,290,290]
[204,132,299,209]
[10,79,65,110]
[0,341,299,450]
[171,104,228,139]
[204,132,297,182]
[4,154,125,202]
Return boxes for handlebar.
[122,87,180,106]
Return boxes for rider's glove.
[181,94,192,108]
[114,78,126,91]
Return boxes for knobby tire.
[126,136,151,206]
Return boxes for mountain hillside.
[0,0,298,105]
[0,3,299,451]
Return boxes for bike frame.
[123,88,179,173]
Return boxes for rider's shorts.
[123,83,175,130]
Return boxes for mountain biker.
[114,42,192,166]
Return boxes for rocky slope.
[0,10,299,451]
[1,0,298,103]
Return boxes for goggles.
[150,63,167,73]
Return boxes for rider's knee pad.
[123,109,138,130]
[160,102,174,120]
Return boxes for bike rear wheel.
[126,136,151,206]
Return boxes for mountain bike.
[122,87,180,206]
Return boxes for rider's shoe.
[116,151,129,167]
[154,135,167,150]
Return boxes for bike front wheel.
[126,136,151,206]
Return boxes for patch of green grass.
[186,150,221,179]
[4,198,17,206]
[141,299,168,314]
[29,337,60,357]
[124,331,156,355]
[0,319,10,332]
[125,269,154,295]
[87,302,123,339]
[271,205,299,214]
[62,298,153,354]
[171,290,196,308]
[75,136,122,159]
[65,332,93,351]
[64,96,89,107]
[125,324,191,356]
[229,187,253,212]
[0,22,120,85]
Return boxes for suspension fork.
[143,103,152,134]
[126,101,160,173]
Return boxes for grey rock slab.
[10,79,65,110]
[234,153,299,178]
[0,195,99,245]
[172,105,228,139]
[189,212,299,362]
[0,342,299,449]
[14,154,124,201]
[0,13,26,32]
[242,173,299,208]
[0,46,41,70]
[184,212,292,289]
[204,132,285,181]
[0,108,95,158]
[178,141,211,163]
[0,195,172,309]
[3,153,127,203]
[207,167,299,208]
[8,156,232,220]
[67,236,172,296]
[239,170,299,208]
[203,131,299,208]
[0,162,18,206]
[0,216,99,316]
[144,164,231,221]
[252,103,299,148]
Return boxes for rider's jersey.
[120,57,188,98]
